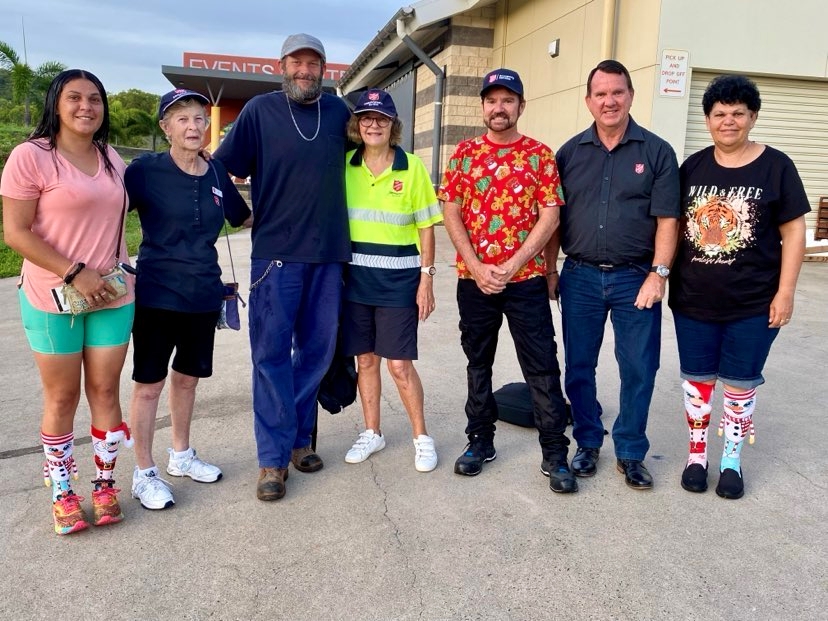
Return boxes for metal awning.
[161,65,338,104]
[338,0,496,93]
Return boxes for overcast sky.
[0,0,407,95]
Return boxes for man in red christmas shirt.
[438,68,576,493]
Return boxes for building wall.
[652,0,828,156]
[457,0,828,159]
[412,6,497,174]
[487,0,664,151]
[408,0,828,203]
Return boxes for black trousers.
[456,277,570,460]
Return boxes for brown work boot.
[291,446,324,473]
[256,467,288,501]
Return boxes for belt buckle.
[598,263,614,270]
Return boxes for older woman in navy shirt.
[125,89,250,510]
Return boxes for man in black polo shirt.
[547,59,679,490]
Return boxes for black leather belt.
[579,260,630,271]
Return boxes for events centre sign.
[183,52,350,82]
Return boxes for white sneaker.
[413,435,438,472]
[345,430,386,464]
[131,467,175,510]
[166,448,223,483]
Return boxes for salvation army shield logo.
[368,91,380,101]
[634,163,645,174]
[393,180,403,193]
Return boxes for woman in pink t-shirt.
[1,69,136,535]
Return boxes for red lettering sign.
[183,52,349,79]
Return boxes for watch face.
[656,265,670,278]
[427,266,436,276]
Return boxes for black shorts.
[131,305,220,384]
[341,301,419,361]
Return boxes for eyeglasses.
[358,115,391,128]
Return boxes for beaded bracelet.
[63,262,85,285]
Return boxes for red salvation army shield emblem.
[634,163,645,174]
[393,180,403,192]
[368,91,380,101]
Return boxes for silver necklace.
[285,91,320,142]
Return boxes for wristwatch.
[650,264,670,278]
[420,266,436,276]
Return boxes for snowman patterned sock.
[718,387,756,473]
[42,431,79,502]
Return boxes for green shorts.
[19,288,135,355]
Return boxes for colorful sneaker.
[413,435,438,472]
[132,467,175,510]
[91,485,124,526]
[52,493,89,535]
[345,430,386,464]
[166,448,222,483]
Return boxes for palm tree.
[0,40,65,126]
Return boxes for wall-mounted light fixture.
[548,39,560,58]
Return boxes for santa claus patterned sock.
[90,423,133,490]
[42,431,79,502]
[683,380,715,468]
[718,387,756,474]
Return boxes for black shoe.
[571,447,600,477]
[454,436,496,476]
[681,463,708,493]
[616,459,653,490]
[541,459,578,494]
[715,468,744,499]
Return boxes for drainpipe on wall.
[397,17,445,187]
[600,0,619,60]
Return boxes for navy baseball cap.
[353,89,397,118]
[480,68,524,97]
[281,33,326,63]
[158,89,209,118]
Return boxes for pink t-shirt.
[0,139,135,312]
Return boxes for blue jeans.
[673,311,778,389]
[559,258,661,460]
[457,277,570,461]
[248,260,342,468]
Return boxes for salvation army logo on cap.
[354,89,398,118]
[480,68,524,97]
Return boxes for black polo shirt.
[556,117,680,265]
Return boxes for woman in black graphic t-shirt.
[668,75,810,500]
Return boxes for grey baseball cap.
[281,33,326,63]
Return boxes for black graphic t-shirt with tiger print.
[668,145,810,322]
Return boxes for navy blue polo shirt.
[125,152,251,312]
[556,117,680,265]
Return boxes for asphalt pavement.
[1,226,826,620]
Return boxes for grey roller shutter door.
[685,71,828,231]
